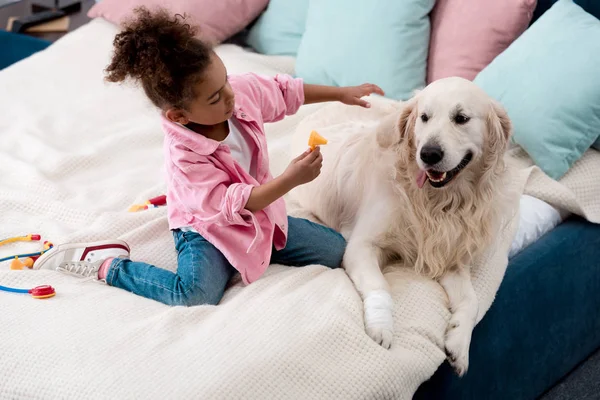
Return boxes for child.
[34,7,385,306]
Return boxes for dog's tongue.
[416,170,427,189]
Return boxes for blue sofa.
[0,31,50,70]
[415,217,600,399]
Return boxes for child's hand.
[339,83,385,108]
[283,147,323,187]
[246,148,323,211]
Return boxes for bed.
[1,19,599,399]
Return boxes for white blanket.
[1,19,599,399]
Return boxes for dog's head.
[397,77,511,190]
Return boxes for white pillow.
[509,195,566,258]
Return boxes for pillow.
[295,0,435,101]
[474,0,600,180]
[532,0,600,23]
[592,137,600,151]
[509,195,564,258]
[247,0,309,56]
[427,0,537,83]
[87,0,269,44]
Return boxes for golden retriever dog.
[290,77,512,375]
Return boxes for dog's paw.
[365,320,394,349]
[364,290,394,349]
[444,316,472,376]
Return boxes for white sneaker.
[34,240,130,279]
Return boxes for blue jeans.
[106,216,346,306]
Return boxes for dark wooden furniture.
[0,0,94,42]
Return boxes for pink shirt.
[162,73,305,284]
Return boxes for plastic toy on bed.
[128,194,167,212]
[0,284,56,299]
[0,234,53,269]
[0,234,56,299]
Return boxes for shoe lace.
[57,261,99,279]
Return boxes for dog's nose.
[420,145,444,165]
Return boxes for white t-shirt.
[222,119,257,178]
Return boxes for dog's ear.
[486,99,512,153]
[488,100,512,142]
[377,97,417,148]
[398,96,418,140]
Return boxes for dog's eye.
[420,113,429,123]
[454,114,470,125]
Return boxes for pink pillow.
[88,0,269,44]
[427,0,537,83]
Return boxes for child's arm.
[172,147,319,228]
[245,148,322,212]
[304,83,385,108]
[235,74,304,124]
[233,74,385,124]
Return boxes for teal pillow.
[247,0,309,56]
[593,136,600,151]
[295,0,435,101]
[474,0,600,180]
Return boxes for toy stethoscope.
[0,284,56,299]
[0,234,56,299]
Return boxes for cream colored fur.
[291,77,513,375]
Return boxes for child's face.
[165,53,235,127]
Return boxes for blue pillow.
[474,0,600,180]
[295,0,435,101]
[246,0,309,56]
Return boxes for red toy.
[0,284,56,299]
[128,195,167,212]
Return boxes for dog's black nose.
[420,145,444,165]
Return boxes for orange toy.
[10,256,34,270]
[308,130,328,150]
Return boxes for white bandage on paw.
[363,290,394,328]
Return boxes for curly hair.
[105,7,212,110]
